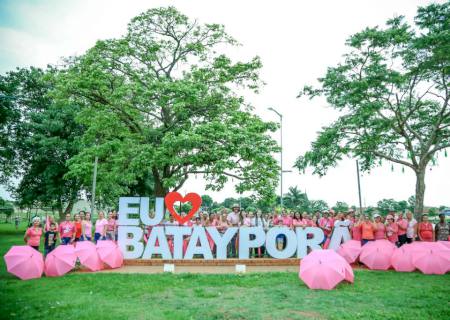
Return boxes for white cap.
[373,214,381,218]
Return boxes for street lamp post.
[268,107,290,208]
[90,156,98,216]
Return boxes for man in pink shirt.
[59,213,74,245]
[396,212,408,247]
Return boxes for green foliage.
[309,199,329,213]
[56,7,279,200]
[427,207,438,216]
[200,195,213,209]
[296,3,450,216]
[377,199,401,215]
[332,201,349,213]
[0,68,83,217]
[364,206,376,215]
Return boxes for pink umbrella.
[96,240,123,269]
[75,241,103,271]
[410,242,450,275]
[337,240,362,264]
[45,245,77,277]
[438,241,450,250]
[4,246,44,280]
[299,249,353,290]
[360,240,395,270]
[391,245,415,272]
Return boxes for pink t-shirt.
[95,218,108,234]
[292,219,308,227]
[282,216,292,227]
[386,223,399,243]
[106,219,116,232]
[374,222,386,240]
[59,221,74,238]
[319,217,333,236]
[83,221,92,237]
[243,217,252,227]
[351,224,362,241]
[26,227,42,246]
[397,218,407,236]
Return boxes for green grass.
[0,223,449,320]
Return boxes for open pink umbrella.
[391,245,415,272]
[4,246,44,280]
[299,249,353,290]
[337,240,362,264]
[410,242,450,275]
[360,240,395,270]
[96,240,123,269]
[75,241,103,271]
[45,244,76,277]
[438,241,450,250]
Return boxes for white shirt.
[406,218,417,238]
[334,220,351,228]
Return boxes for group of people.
[141,204,450,258]
[23,203,450,258]
[23,210,118,256]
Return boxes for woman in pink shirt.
[351,216,362,241]
[94,211,108,243]
[396,213,408,246]
[82,212,93,241]
[106,211,117,241]
[217,213,229,234]
[24,217,43,251]
[45,215,58,232]
[386,215,399,244]
[374,214,386,240]
[59,213,75,245]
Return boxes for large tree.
[296,3,449,217]
[56,7,279,201]
[0,68,83,218]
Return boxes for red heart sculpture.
[165,192,202,225]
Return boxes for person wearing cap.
[24,217,43,251]
[405,212,417,243]
[434,213,449,241]
[396,212,408,247]
[386,215,399,244]
[373,213,386,240]
[417,214,434,242]
[227,204,240,257]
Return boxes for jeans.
[398,234,407,247]
[44,245,55,256]
[94,233,106,243]
[61,237,71,245]
[228,233,238,257]
[361,239,374,246]
[80,236,91,241]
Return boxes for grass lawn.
[0,223,449,320]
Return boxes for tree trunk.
[154,176,168,198]
[57,200,64,221]
[64,199,74,216]
[414,169,426,220]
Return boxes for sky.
[1,0,449,208]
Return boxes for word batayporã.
[117,197,351,260]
